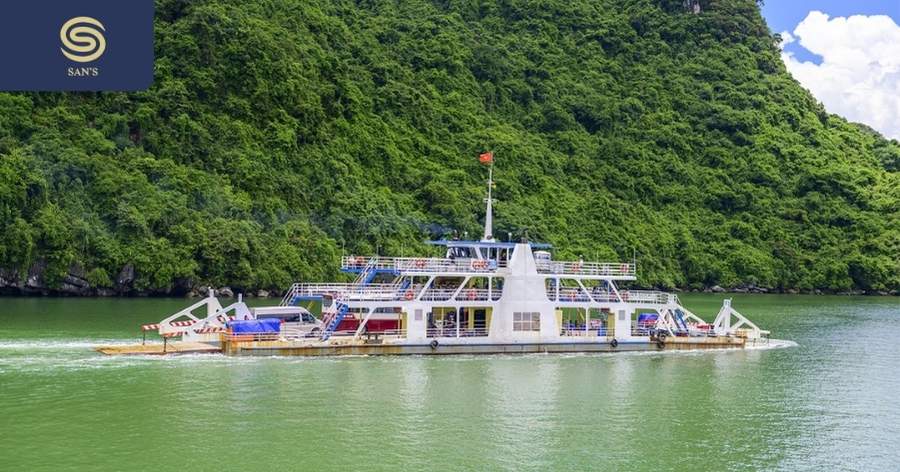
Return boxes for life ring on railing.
[404,290,415,301]
[471,259,488,270]
[415,259,426,269]
[430,339,439,350]
[466,289,477,301]
[610,338,619,349]
[620,290,629,302]
[620,263,629,274]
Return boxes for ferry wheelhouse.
[105,164,769,356]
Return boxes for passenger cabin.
[428,239,553,269]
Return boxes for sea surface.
[0,294,898,471]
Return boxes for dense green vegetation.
[0,0,897,295]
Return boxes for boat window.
[374,307,402,313]
[513,312,541,332]
[259,312,303,322]
[449,247,474,259]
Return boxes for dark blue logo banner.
[0,0,154,91]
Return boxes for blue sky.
[761,0,900,63]
[757,1,900,138]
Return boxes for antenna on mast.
[479,151,495,242]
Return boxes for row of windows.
[513,312,541,332]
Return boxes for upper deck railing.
[281,283,402,305]
[342,256,504,274]
[341,256,633,278]
[281,283,503,304]
[536,260,636,278]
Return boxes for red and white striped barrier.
[141,320,196,331]
[142,316,235,333]
[193,327,226,334]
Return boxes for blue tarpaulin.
[229,318,281,333]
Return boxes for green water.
[1,295,898,471]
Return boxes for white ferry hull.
[220,336,756,356]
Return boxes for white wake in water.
[749,338,798,350]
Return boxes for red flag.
[479,151,493,164]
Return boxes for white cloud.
[778,30,794,49]
[781,11,900,139]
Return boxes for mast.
[482,157,495,242]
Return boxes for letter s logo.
[60,17,106,63]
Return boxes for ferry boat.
[100,161,769,356]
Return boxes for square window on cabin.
[513,312,541,332]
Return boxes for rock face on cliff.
[0,0,897,295]
[0,262,284,297]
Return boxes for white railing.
[282,282,502,303]
[426,327,489,338]
[281,283,401,304]
[419,289,455,302]
[549,288,593,302]
[334,328,408,339]
[559,326,612,337]
[341,256,397,271]
[536,260,636,277]
[371,329,407,338]
[419,288,500,302]
[296,283,399,297]
[546,288,673,305]
[342,256,504,273]
[223,332,282,342]
[620,290,673,305]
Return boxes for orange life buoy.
[415,259,426,269]
[467,289,477,301]
[471,259,488,270]
[405,290,415,301]
[620,263,629,274]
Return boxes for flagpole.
[487,159,493,207]
[483,153,494,241]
